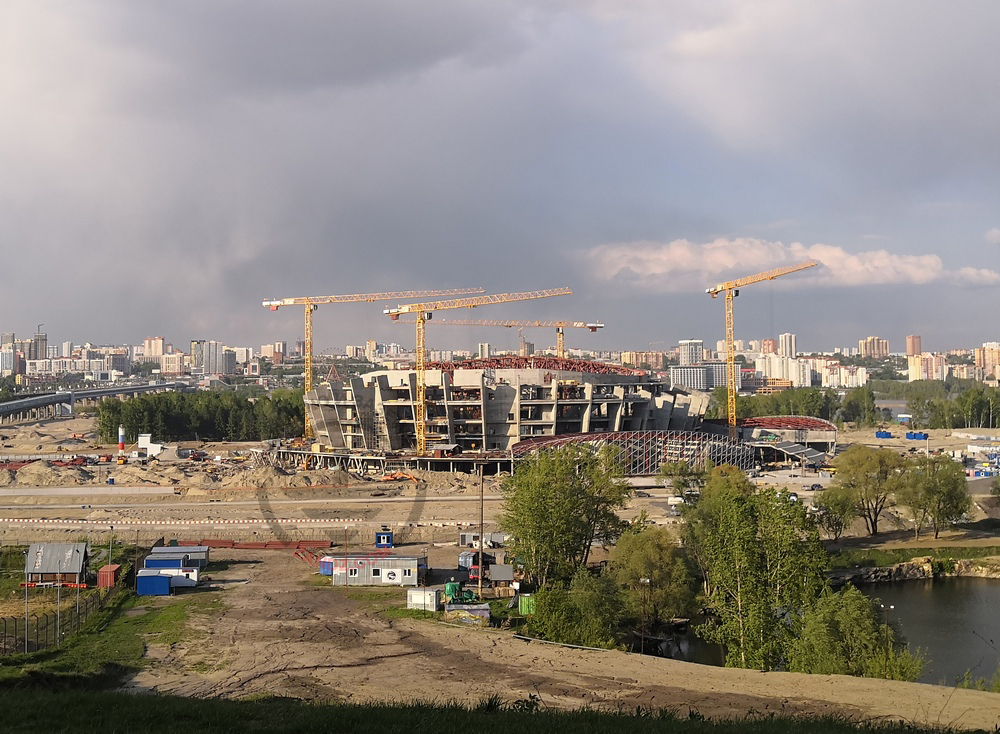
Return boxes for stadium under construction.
[250,357,836,476]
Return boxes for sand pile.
[0,470,14,487]
[16,462,92,486]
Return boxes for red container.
[97,564,121,588]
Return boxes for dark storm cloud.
[2,1,1000,353]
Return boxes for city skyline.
[3,3,1000,350]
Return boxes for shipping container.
[136,570,171,596]
[97,564,121,588]
[145,555,190,569]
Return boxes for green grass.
[0,690,975,734]
[830,545,1000,569]
[379,606,439,621]
[0,590,225,690]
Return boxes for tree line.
[499,446,926,680]
[96,389,304,443]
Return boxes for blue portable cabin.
[318,556,336,576]
[145,554,190,569]
[136,570,172,596]
[375,531,394,549]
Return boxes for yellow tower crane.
[392,318,604,358]
[384,288,573,456]
[262,288,484,439]
[706,261,818,438]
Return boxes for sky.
[3,1,1000,356]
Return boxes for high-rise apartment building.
[761,339,777,355]
[31,331,47,362]
[859,336,890,359]
[364,340,377,362]
[61,341,73,357]
[143,336,165,357]
[477,343,491,359]
[1,333,14,348]
[190,340,206,371]
[778,333,797,358]
[907,353,947,382]
[906,335,922,357]
[678,339,704,366]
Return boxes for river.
[862,578,1000,686]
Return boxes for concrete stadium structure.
[304,362,710,454]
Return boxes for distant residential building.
[0,333,13,348]
[906,335,922,357]
[859,336,890,359]
[678,339,703,366]
[761,338,777,355]
[61,341,73,357]
[477,343,491,359]
[143,336,165,357]
[778,333,797,358]
[974,342,1000,379]
[908,353,947,382]
[669,362,733,391]
[346,345,365,359]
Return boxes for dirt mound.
[0,470,13,487]
[15,462,92,486]
[220,466,293,488]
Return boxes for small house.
[24,543,89,585]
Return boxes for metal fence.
[0,583,123,656]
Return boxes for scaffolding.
[510,430,754,475]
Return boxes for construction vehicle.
[384,288,573,455]
[394,318,603,358]
[262,288,484,440]
[116,455,128,465]
[706,261,818,438]
[443,580,477,605]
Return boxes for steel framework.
[510,430,754,475]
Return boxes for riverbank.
[832,555,1000,585]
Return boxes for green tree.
[499,445,631,587]
[908,455,972,538]
[814,485,858,540]
[831,445,905,536]
[788,585,924,681]
[528,570,623,648]
[840,387,879,426]
[608,526,695,630]
[684,468,827,670]
[657,460,708,496]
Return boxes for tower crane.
[384,288,573,456]
[262,288,484,439]
[391,318,604,358]
[706,261,817,438]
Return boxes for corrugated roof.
[24,543,88,575]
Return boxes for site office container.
[97,564,121,588]
[150,546,210,568]
[136,570,171,596]
[145,555,190,569]
[154,567,200,585]
[407,589,441,611]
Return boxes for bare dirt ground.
[124,549,1000,730]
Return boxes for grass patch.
[830,545,1000,569]
[0,689,976,734]
[0,589,226,691]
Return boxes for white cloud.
[986,228,1000,245]
[586,237,1000,291]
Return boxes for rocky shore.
[831,555,1000,585]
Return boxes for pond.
[861,578,1000,686]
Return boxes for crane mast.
[706,261,818,439]
[384,288,573,456]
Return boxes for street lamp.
[56,553,62,645]
[75,548,81,616]
[880,603,895,678]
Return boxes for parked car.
[810,483,823,491]
[788,492,799,503]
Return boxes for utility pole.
[23,550,28,654]
[478,464,485,601]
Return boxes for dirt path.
[124,550,1000,730]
